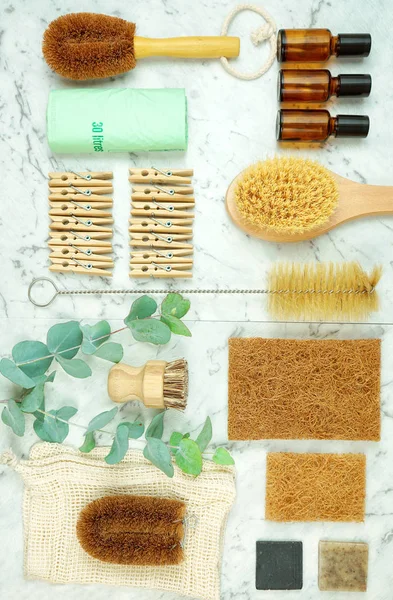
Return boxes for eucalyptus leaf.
[56,357,92,378]
[56,406,78,420]
[94,342,123,363]
[81,321,111,355]
[212,447,235,466]
[125,296,157,324]
[195,416,212,453]
[32,371,56,385]
[33,411,69,443]
[12,341,53,378]
[1,399,25,436]
[169,431,183,456]
[160,315,191,337]
[0,358,36,388]
[124,421,144,439]
[47,321,82,359]
[129,319,171,345]
[21,383,45,413]
[161,293,191,319]
[145,412,165,439]
[86,407,118,434]
[79,431,96,453]
[175,438,203,476]
[144,437,174,478]
[105,423,130,465]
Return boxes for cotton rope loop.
[220,4,277,80]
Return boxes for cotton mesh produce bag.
[1,443,236,600]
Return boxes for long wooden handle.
[134,36,240,59]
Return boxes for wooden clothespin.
[50,216,113,232]
[48,171,113,187]
[129,218,193,235]
[131,185,194,201]
[130,264,193,278]
[48,232,113,244]
[49,257,113,277]
[131,201,195,217]
[49,201,112,217]
[130,233,193,249]
[129,168,193,185]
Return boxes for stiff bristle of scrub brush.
[234,157,339,234]
[269,262,382,321]
[163,358,189,410]
[43,13,136,80]
[76,495,186,566]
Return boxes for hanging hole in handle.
[28,277,60,308]
[141,170,149,177]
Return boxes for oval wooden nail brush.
[43,13,240,80]
[226,157,393,242]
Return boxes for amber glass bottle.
[278,70,372,102]
[277,29,371,62]
[276,109,369,142]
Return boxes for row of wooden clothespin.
[48,171,114,276]
[129,168,194,278]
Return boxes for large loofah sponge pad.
[234,157,339,233]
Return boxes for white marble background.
[1,0,393,598]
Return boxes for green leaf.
[124,421,144,439]
[33,411,68,443]
[105,423,130,465]
[128,319,171,345]
[81,321,111,355]
[125,296,157,325]
[144,437,174,478]
[79,431,96,453]
[212,447,235,466]
[32,371,56,385]
[175,438,203,476]
[0,358,36,388]
[1,400,25,436]
[12,341,53,378]
[94,342,123,363]
[161,293,191,319]
[21,383,45,413]
[195,416,212,453]
[169,431,184,456]
[160,315,191,337]
[56,357,92,378]
[145,412,165,439]
[47,321,82,359]
[86,407,118,434]
[56,406,78,420]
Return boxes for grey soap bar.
[319,541,368,592]
[256,540,303,590]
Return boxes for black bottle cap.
[337,74,372,97]
[337,34,372,57]
[335,115,370,137]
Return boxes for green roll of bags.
[47,88,188,153]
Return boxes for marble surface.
[1,0,393,598]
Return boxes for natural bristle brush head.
[269,262,382,321]
[234,157,339,234]
[43,13,136,80]
[77,495,186,566]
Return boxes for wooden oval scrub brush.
[226,156,393,242]
[108,359,188,410]
[43,13,240,80]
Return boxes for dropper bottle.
[277,29,371,62]
[278,70,372,102]
[276,109,370,142]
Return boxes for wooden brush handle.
[134,36,240,59]
[108,361,167,408]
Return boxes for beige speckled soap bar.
[319,541,368,592]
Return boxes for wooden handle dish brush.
[43,13,240,80]
[108,359,188,410]
[226,157,393,242]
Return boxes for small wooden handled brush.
[108,359,188,410]
[43,13,240,80]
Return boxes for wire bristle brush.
[77,495,186,565]
[42,13,240,80]
[269,262,382,321]
[108,359,188,410]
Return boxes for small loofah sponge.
[265,453,366,522]
[77,495,186,566]
[234,157,339,233]
[228,338,381,441]
[43,13,136,80]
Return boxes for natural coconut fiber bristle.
[234,157,339,234]
[43,13,136,80]
[77,495,186,566]
[164,358,188,410]
[268,262,382,321]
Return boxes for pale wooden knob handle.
[108,361,167,409]
[134,36,240,59]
